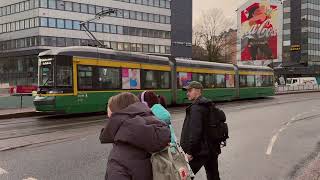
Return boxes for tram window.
[96,67,121,89]
[247,75,255,87]
[78,66,93,90]
[226,74,235,88]
[240,75,247,87]
[141,70,170,89]
[56,59,72,87]
[204,74,215,88]
[192,73,205,86]
[262,75,273,86]
[256,75,262,87]
[216,74,226,88]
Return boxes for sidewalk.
[295,158,320,180]
[0,107,38,120]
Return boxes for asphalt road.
[1,93,320,180]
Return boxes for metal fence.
[276,85,320,93]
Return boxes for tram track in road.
[0,114,106,141]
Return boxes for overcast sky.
[192,0,247,25]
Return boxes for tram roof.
[237,64,273,72]
[39,46,170,65]
[175,58,235,70]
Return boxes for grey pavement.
[0,93,320,180]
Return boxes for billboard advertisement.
[237,0,282,66]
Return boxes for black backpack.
[205,103,229,147]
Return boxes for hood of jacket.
[100,102,170,153]
[151,104,171,125]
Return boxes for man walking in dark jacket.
[180,81,221,180]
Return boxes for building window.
[149,0,154,6]
[143,0,148,5]
[65,1,72,11]
[124,43,130,51]
[110,25,117,34]
[111,42,117,50]
[57,0,64,10]
[57,37,66,47]
[73,20,80,30]
[165,0,170,8]
[20,20,25,30]
[48,0,56,9]
[89,22,95,31]
[40,0,48,8]
[148,14,154,22]
[149,45,155,53]
[136,0,142,4]
[20,2,25,11]
[160,0,165,8]
[103,24,110,33]
[160,16,166,24]
[57,19,65,29]
[130,0,136,3]
[129,27,136,36]
[118,42,124,51]
[123,10,130,19]
[80,4,88,13]
[117,26,123,34]
[130,11,136,19]
[96,23,103,32]
[154,0,160,6]
[116,9,123,18]
[66,38,73,46]
[15,21,20,31]
[136,12,142,20]
[25,1,30,10]
[72,2,80,12]
[166,16,171,24]
[88,5,95,14]
[48,18,56,27]
[96,6,102,13]
[65,20,72,29]
[131,43,137,52]
[137,44,142,52]
[143,13,148,21]
[25,19,30,29]
[154,14,160,23]
[143,44,149,52]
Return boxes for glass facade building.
[0,0,188,86]
[283,0,320,66]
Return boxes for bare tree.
[193,8,235,62]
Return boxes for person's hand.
[185,153,193,162]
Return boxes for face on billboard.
[240,2,278,61]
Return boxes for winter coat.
[151,104,177,144]
[180,96,221,158]
[99,102,171,180]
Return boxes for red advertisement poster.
[240,2,278,61]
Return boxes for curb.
[276,90,320,96]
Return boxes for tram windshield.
[38,56,73,93]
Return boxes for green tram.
[34,46,274,114]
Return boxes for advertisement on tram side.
[237,0,283,66]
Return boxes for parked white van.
[286,77,318,88]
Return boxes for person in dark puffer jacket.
[100,92,171,180]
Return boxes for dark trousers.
[189,155,220,180]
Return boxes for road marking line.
[23,177,38,180]
[266,133,279,155]
[266,112,310,156]
[0,167,8,175]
